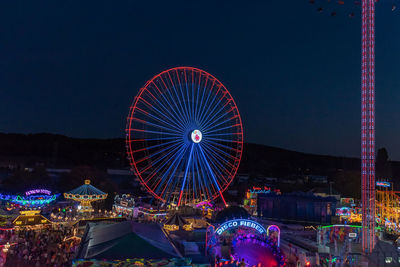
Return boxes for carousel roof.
[67,180,106,196]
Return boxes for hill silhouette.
[1,133,399,198]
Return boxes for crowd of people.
[2,224,80,267]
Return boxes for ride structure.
[0,189,58,208]
[375,182,400,232]
[126,67,243,207]
[64,180,108,212]
[361,0,376,254]
[309,0,377,253]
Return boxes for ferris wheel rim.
[126,66,243,205]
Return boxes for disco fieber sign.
[215,219,267,236]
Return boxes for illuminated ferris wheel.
[126,67,243,206]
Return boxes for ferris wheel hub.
[191,129,202,143]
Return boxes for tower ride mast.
[361,0,376,254]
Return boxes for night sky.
[1,1,399,158]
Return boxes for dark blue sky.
[1,1,399,159]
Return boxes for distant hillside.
[0,133,399,194]
[0,133,358,171]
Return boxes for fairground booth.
[12,210,51,229]
[113,194,135,216]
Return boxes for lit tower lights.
[361,0,375,253]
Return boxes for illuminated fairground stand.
[335,181,400,233]
[112,194,135,216]
[64,180,107,213]
[243,186,281,216]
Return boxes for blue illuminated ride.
[126,67,243,206]
[0,189,58,207]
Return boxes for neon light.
[376,181,390,187]
[320,224,381,230]
[25,189,51,196]
[267,225,281,247]
[215,219,267,236]
[336,207,351,216]
[0,193,58,206]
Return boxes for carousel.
[64,180,107,213]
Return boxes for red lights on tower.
[361,0,376,253]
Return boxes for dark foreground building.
[257,192,337,224]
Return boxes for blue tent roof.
[68,180,106,196]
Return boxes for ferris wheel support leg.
[219,190,227,207]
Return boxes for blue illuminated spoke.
[204,117,236,134]
[136,143,184,180]
[201,143,236,172]
[153,144,189,199]
[195,75,210,122]
[201,144,232,183]
[141,87,186,131]
[178,144,194,204]
[205,137,240,143]
[129,128,182,137]
[136,98,185,131]
[164,73,190,125]
[194,148,214,199]
[201,101,236,129]
[196,79,216,122]
[129,136,180,142]
[198,144,222,192]
[149,144,187,191]
[163,146,192,204]
[149,82,187,130]
[143,144,182,179]
[174,70,192,123]
[194,72,202,123]
[198,92,229,127]
[158,76,190,126]
[149,96,186,131]
[206,132,242,137]
[134,139,181,154]
[203,139,239,153]
[133,118,183,135]
[204,123,241,135]
[202,140,240,162]
[197,83,221,124]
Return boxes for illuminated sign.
[215,219,267,236]
[376,181,391,187]
[349,233,357,238]
[340,198,354,205]
[25,189,51,196]
[336,207,351,216]
[20,210,41,216]
[249,186,280,194]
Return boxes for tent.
[76,221,181,260]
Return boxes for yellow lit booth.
[64,180,108,213]
[13,210,51,227]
